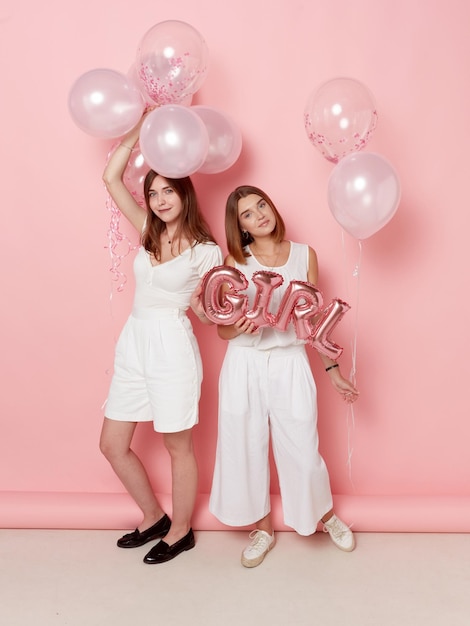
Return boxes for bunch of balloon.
[304,76,400,240]
[68,20,243,288]
[304,77,401,481]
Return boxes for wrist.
[119,143,135,151]
[325,363,339,373]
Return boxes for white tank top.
[230,241,310,349]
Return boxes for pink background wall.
[1,0,469,531]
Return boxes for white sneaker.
[323,515,355,552]
[241,530,275,568]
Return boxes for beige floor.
[1,529,469,626]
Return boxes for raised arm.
[102,116,148,232]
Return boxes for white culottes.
[105,308,202,433]
[209,344,333,535]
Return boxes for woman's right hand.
[217,316,259,340]
[233,316,259,335]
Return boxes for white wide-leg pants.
[209,343,333,535]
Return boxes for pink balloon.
[201,265,248,325]
[191,106,242,174]
[304,77,378,163]
[122,144,149,207]
[68,69,144,138]
[328,152,401,240]
[139,105,209,178]
[136,20,209,105]
[107,142,149,207]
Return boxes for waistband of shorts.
[131,308,186,320]
[228,343,305,358]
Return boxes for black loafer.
[143,528,195,564]
[117,514,171,548]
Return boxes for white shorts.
[209,344,333,535]
[105,308,202,433]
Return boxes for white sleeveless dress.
[105,242,222,433]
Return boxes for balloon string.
[340,232,362,489]
[104,187,138,293]
[102,189,140,408]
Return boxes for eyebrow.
[150,185,172,192]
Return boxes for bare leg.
[256,512,274,535]
[321,508,334,523]
[162,428,198,546]
[99,417,166,531]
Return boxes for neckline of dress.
[146,245,191,267]
[248,241,291,270]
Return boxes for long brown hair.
[141,170,216,260]
[225,185,286,264]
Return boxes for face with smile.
[148,175,184,225]
[237,194,276,239]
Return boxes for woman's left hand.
[190,280,211,324]
[329,369,359,403]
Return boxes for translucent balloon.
[128,63,194,109]
[124,145,149,207]
[304,77,378,163]
[107,141,149,207]
[139,105,209,178]
[191,106,242,174]
[68,69,144,138]
[327,152,401,240]
[136,20,209,105]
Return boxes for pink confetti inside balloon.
[304,77,378,163]
[136,20,209,105]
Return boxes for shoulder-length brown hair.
[142,170,216,260]
[225,185,286,264]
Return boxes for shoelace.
[246,530,270,552]
[323,518,352,539]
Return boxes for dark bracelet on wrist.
[325,364,339,372]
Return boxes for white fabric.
[229,242,309,349]
[133,242,222,310]
[209,242,333,535]
[105,241,223,432]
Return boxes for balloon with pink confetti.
[136,20,209,106]
[304,77,378,164]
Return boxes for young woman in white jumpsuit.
[209,185,359,567]
[99,114,222,564]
